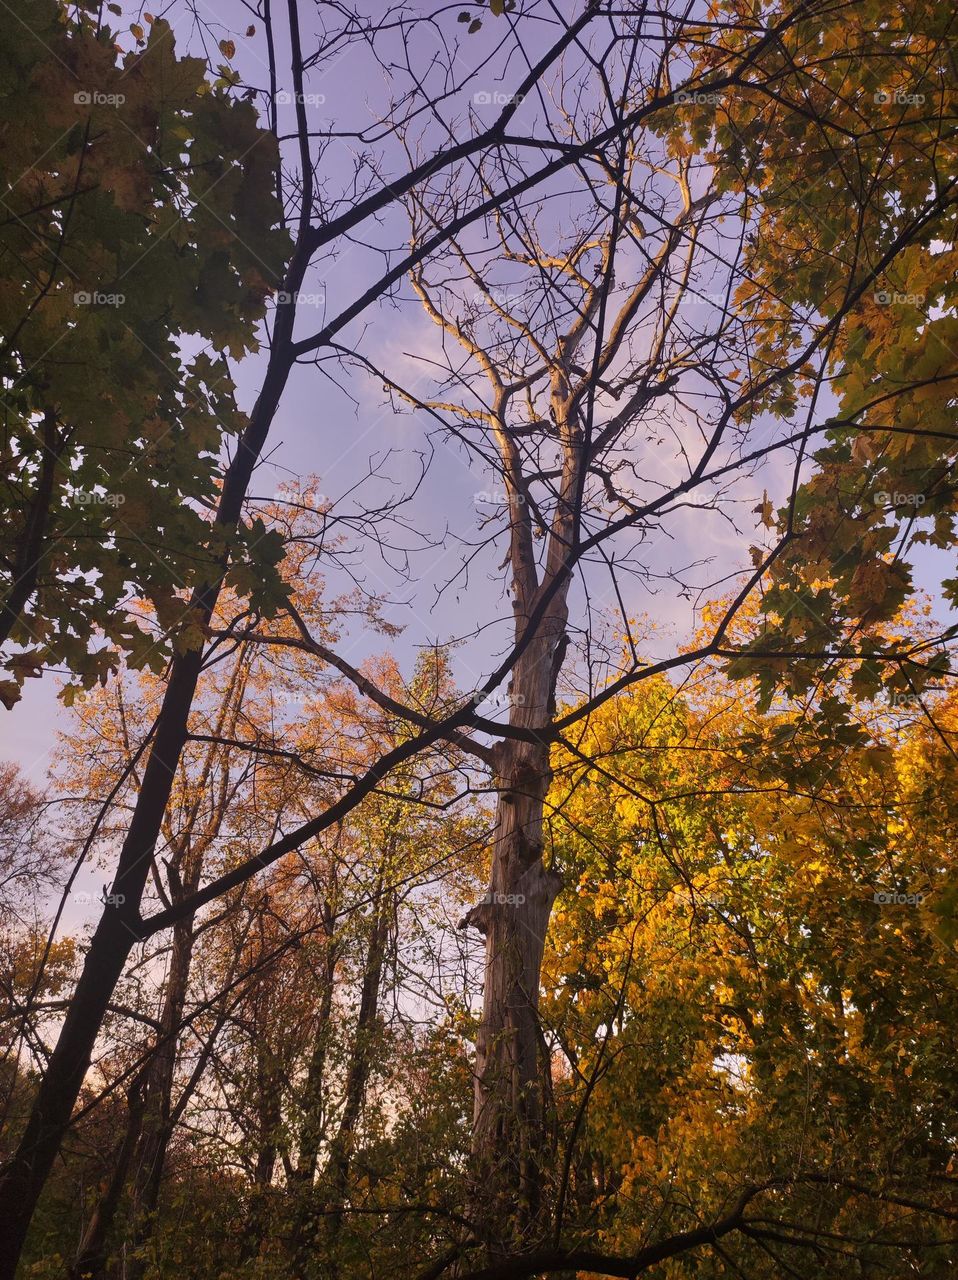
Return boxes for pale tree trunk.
[405,271,580,1249]
[409,156,703,1251]
[457,363,577,1250]
[465,625,565,1246]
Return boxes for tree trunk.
[291,901,339,1188]
[123,914,197,1280]
[464,629,564,1249]
[324,904,389,1240]
[0,264,299,1278]
[0,903,141,1278]
[239,979,285,1266]
[290,894,390,1279]
[287,913,338,1279]
[70,1073,147,1280]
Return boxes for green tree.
[674,0,958,704]
[0,0,287,704]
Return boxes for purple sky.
[3,0,954,788]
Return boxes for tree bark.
[0,901,142,1276]
[324,903,390,1235]
[238,1020,284,1265]
[287,909,338,1279]
[122,913,197,1280]
[465,629,565,1249]
[70,1072,147,1280]
[456,355,578,1250]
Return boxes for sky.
[3,0,954,793]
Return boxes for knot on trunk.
[459,899,491,934]
[459,867,563,936]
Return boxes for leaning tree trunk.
[0,247,301,1280]
[0,899,143,1276]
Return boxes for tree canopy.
[0,0,287,704]
[1,1,957,1278]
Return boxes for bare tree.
[388,112,725,1241]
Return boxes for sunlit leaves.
[542,667,958,1263]
[677,0,958,693]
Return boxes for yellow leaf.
[753,489,775,528]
